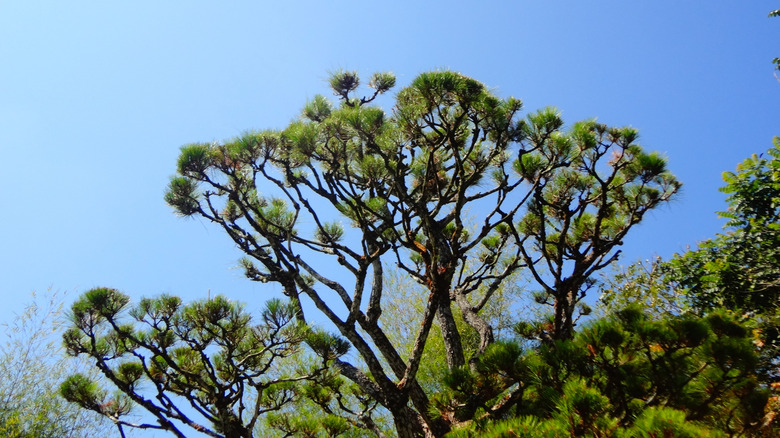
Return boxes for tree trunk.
[354,316,450,436]
[390,405,430,438]
[436,290,466,369]
[553,289,577,340]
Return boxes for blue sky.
[0,1,778,333]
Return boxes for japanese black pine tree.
[441,306,772,437]
[59,288,363,437]
[160,70,680,437]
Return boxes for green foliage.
[615,407,724,438]
[303,95,333,122]
[368,71,396,94]
[306,328,351,361]
[329,70,360,97]
[61,287,356,437]
[598,258,689,319]
[164,176,201,216]
[600,139,780,387]
[668,139,780,373]
[161,69,680,437]
[720,137,780,230]
[439,307,772,437]
[265,369,389,438]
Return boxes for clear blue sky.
[1,1,778,332]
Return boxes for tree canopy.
[605,137,780,382]
[668,138,780,314]
[443,306,771,437]
[593,138,780,436]
[60,287,373,437]
[155,69,680,437]
[59,69,780,435]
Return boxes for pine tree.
[59,288,368,437]
[440,306,773,437]
[161,70,680,437]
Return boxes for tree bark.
[435,290,465,369]
[389,404,431,438]
[553,288,577,340]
